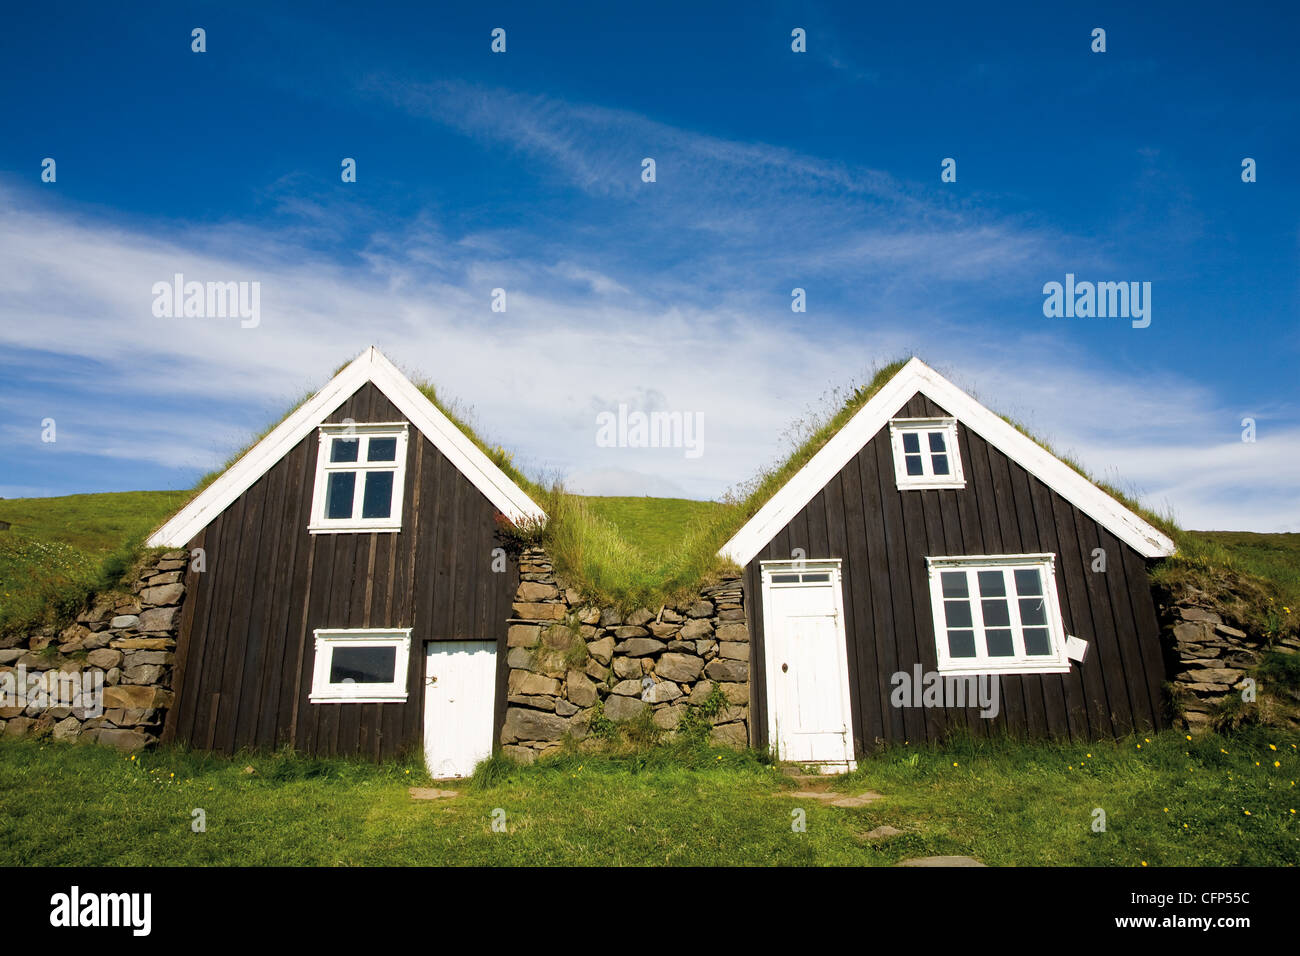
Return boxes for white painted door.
[423,641,497,778]
[761,562,856,770]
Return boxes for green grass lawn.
[1,728,1295,866]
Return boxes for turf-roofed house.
[146,347,545,777]
[143,348,1178,776]
[719,358,1175,770]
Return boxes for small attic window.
[309,423,409,533]
[888,417,965,489]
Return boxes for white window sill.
[308,525,402,535]
[936,661,1071,676]
[309,694,409,704]
[896,479,967,491]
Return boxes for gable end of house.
[146,346,547,549]
[719,357,1176,567]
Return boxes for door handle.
[781,662,788,673]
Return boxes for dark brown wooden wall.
[163,382,519,758]
[744,391,1167,754]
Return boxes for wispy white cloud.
[0,78,1292,531]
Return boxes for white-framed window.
[889,417,965,489]
[308,423,409,533]
[924,554,1070,675]
[309,628,412,703]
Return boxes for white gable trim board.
[718,358,1176,567]
[147,346,547,548]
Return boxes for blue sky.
[0,1,1296,530]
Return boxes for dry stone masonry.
[501,547,750,762]
[0,551,185,750]
[1157,583,1300,730]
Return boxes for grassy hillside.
[0,491,188,554]
[1184,530,1300,610]
[0,491,188,635]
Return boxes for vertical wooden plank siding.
[170,382,520,757]
[747,392,1166,753]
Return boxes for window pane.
[985,629,1014,656]
[330,438,359,463]
[944,600,972,628]
[329,645,397,684]
[361,471,394,519]
[905,454,924,476]
[1019,597,1048,626]
[367,437,397,462]
[801,573,830,582]
[947,630,976,658]
[902,432,920,453]
[931,453,950,475]
[325,472,356,519]
[928,431,947,453]
[977,570,1006,597]
[1014,568,1043,596]
[941,571,968,598]
[1023,628,1052,656]
[771,573,799,583]
[982,599,1010,628]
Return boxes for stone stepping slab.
[896,855,985,867]
[777,790,884,807]
[863,825,904,840]
[828,791,884,808]
[409,787,459,800]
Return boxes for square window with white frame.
[925,554,1070,674]
[310,629,412,703]
[309,423,409,533]
[889,417,965,489]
